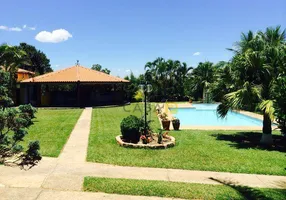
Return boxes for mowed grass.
[83,177,286,200]
[23,108,83,157]
[87,104,286,175]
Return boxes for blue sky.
[1,0,285,77]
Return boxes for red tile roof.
[17,68,35,75]
[21,65,129,83]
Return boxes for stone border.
[116,135,175,149]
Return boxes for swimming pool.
[170,104,263,126]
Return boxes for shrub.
[133,90,144,102]
[120,115,143,143]
[159,113,168,121]
[0,69,41,168]
[0,106,41,168]
[274,76,286,136]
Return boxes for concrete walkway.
[42,107,92,191]
[0,188,183,200]
[0,107,285,200]
[58,107,92,164]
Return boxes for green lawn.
[83,177,286,200]
[87,104,286,175]
[23,108,83,157]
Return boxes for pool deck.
[160,103,277,131]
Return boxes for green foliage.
[19,141,41,168]
[124,72,144,102]
[0,44,28,101]
[188,61,217,101]
[159,112,168,121]
[0,50,42,167]
[0,44,27,72]
[91,64,111,74]
[217,26,286,137]
[0,105,41,167]
[120,115,143,142]
[0,69,13,108]
[133,90,143,101]
[18,43,52,75]
[145,57,192,101]
[274,76,286,135]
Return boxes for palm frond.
[259,100,275,121]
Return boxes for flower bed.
[116,134,175,149]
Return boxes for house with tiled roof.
[1,66,35,105]
[0,66,35,82]
[20,65,129,107]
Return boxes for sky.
[1,0,286,77]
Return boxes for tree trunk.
[202,87,205,103]
[260,112,273,145]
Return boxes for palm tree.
[0,44,28,102]
[209,61,236,102]
[176,62,193,98]
[217,26,286,144]
[0,44,27,71]
[189,61,216,102]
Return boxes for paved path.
[0,188,183,200]
[0,107,285,200]
[58,107,92,163]
[42,107,92,191]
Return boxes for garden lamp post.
[139,82,152,136]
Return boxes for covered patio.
[20,65,129,107]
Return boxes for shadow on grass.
[210,178,286,200]
[211,132,286,153]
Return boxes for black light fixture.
[139,82,152,136]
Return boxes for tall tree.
[188,61,217,102]
[144,57,192,101]
[217,26,286,144]
[0,44,29,100]
[0,44,27,72]
[18,43,52,75]
[0,68,41,168]
[91,64,102,71]
[91,64,111,74]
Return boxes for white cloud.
[125,69,131,73]
[0,25,22,31]
[9,27,22,31]
[23,24,36,31]
[0,25,8,30]
[193,52,201,56]
[35,29,72,43]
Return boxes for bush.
[274,76,286,136]
[133,90,144,102]
[120,115,143,143]
[0,105,41,168]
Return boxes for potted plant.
[172,117,180,130]
[160,112,170,130]
[140,135,148,144]
[189,96,193,104]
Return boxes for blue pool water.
[170,104,263,126]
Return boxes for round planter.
[116,135,175,149]
[162,120,170,130]
[172,121,180,130]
